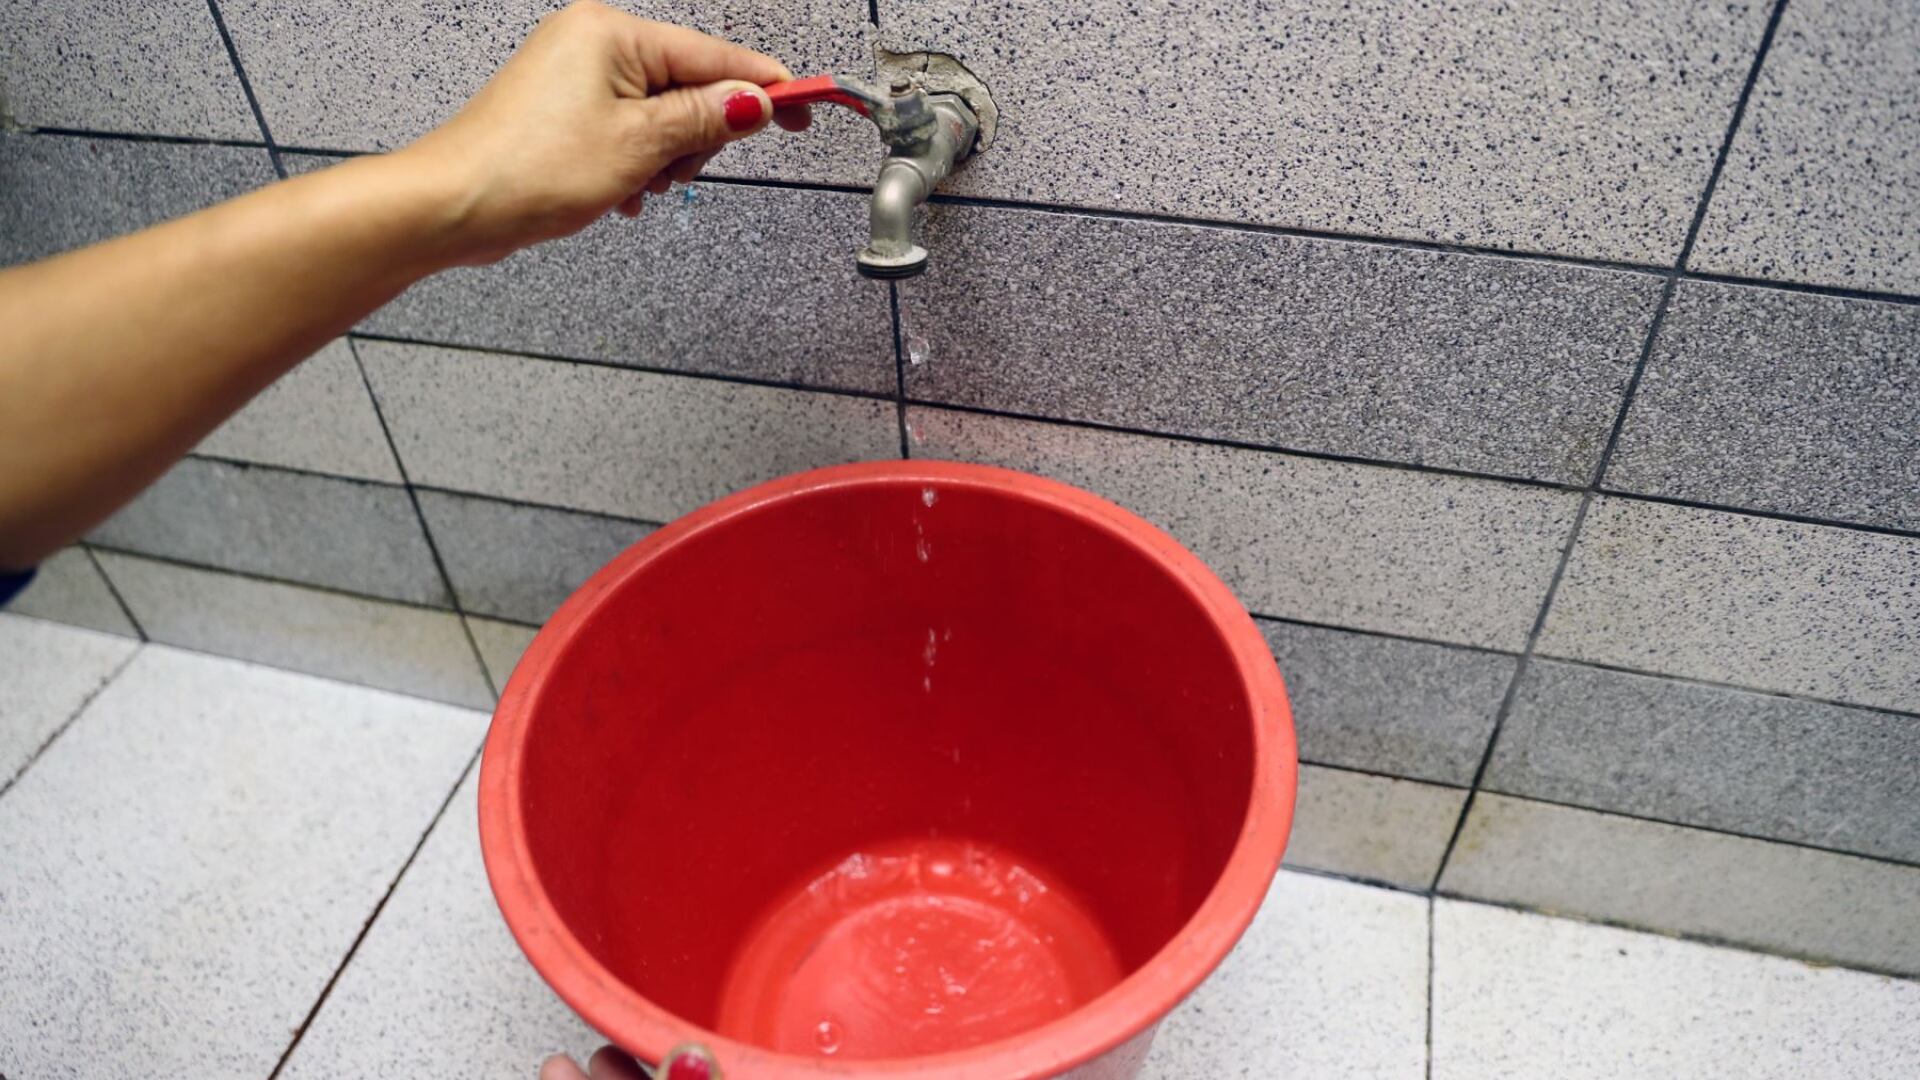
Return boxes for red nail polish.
[664,1051,713,1080]
[723,92,763,132]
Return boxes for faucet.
[766,75,982,279]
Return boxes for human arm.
[0,0,804,569]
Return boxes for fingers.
[616,191,645,218]
[773,104,812,133]
[617,14,791,90]
[626,80,772,169]
[667,149,719,184]
[539,1054,589,1080]
[587,1047,649,1080]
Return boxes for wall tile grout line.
[1592,487,1920,541]
[345,330,899,405]
[24,126,269,151]
[1424,0,1797,894]
[20,136,1920,312]
[0,647,141,803]
[339,339,499,697]
[264,742,487,1079]
[889,283,911,458]
[202,0,285,179]
[79,543,148,640]
[57,543,1920,869]
[904,397,1590,491]
[1431,889,1920,987]
[83,542,461,616]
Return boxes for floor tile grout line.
[341,338,499,698]
[203,0,285,180]
[889,283,911,458]
[1425,0,1795,893]
[79,543,148,640]
[0,647,140,803]
[265,741,486,1079]
[1432,888,1920,987]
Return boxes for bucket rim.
[479,459,1297,1079]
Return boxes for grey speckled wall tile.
[1490,660,1920,863]
[1439,793,1920,976]
[1691,0,1920,294]
[0,134,275,266]
[0,1,256,138]
[361,340,899,522]
[417,490,654,625]
[1261,620,1514,785]
[221,0,876,184]
[197,340,403,484]
[1608,282,1920,530]
[911,408,1579,650]
[7,549,138,638]
[466,617,540,695]
[89,457,449,608]
[96,553,492,707]
[1538,497,1920,713]
[879,0,1770,264]
[899,207,1662,483]
[1283,764,1467,891]
[359,179,892,393]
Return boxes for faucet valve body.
[765,74,984,279]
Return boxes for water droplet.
[907,333,931,366]
[916,536,931,562]
[921,487,938,507]
[681,184,699,204]
[922,674,932,693]
[814,1020,842,1055]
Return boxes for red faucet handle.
[765,74,875,116]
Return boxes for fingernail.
[665,1052,713,1080]
[723,91,764,132]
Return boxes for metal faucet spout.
[855,95,977,279]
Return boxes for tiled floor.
[2,612,1915,1080]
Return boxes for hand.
[401,0,811,264]
[542,1044,718,1080]
[539,1046,645,1080]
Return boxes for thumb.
[629,80,771,165]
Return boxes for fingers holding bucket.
[535,1045,717,1080]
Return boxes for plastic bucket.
[480,461,1296,1078]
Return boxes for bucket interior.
[512,476,1257,1062]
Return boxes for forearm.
[0,150,466,567]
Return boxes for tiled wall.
[3,0,1915,975]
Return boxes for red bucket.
[480,461,1295,1078]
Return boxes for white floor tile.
[1432,898,1920,1080]
[1142,870,1430,1079]
[0,647,486,1080]
[280,766,600,1079]
[0,614,137,788]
